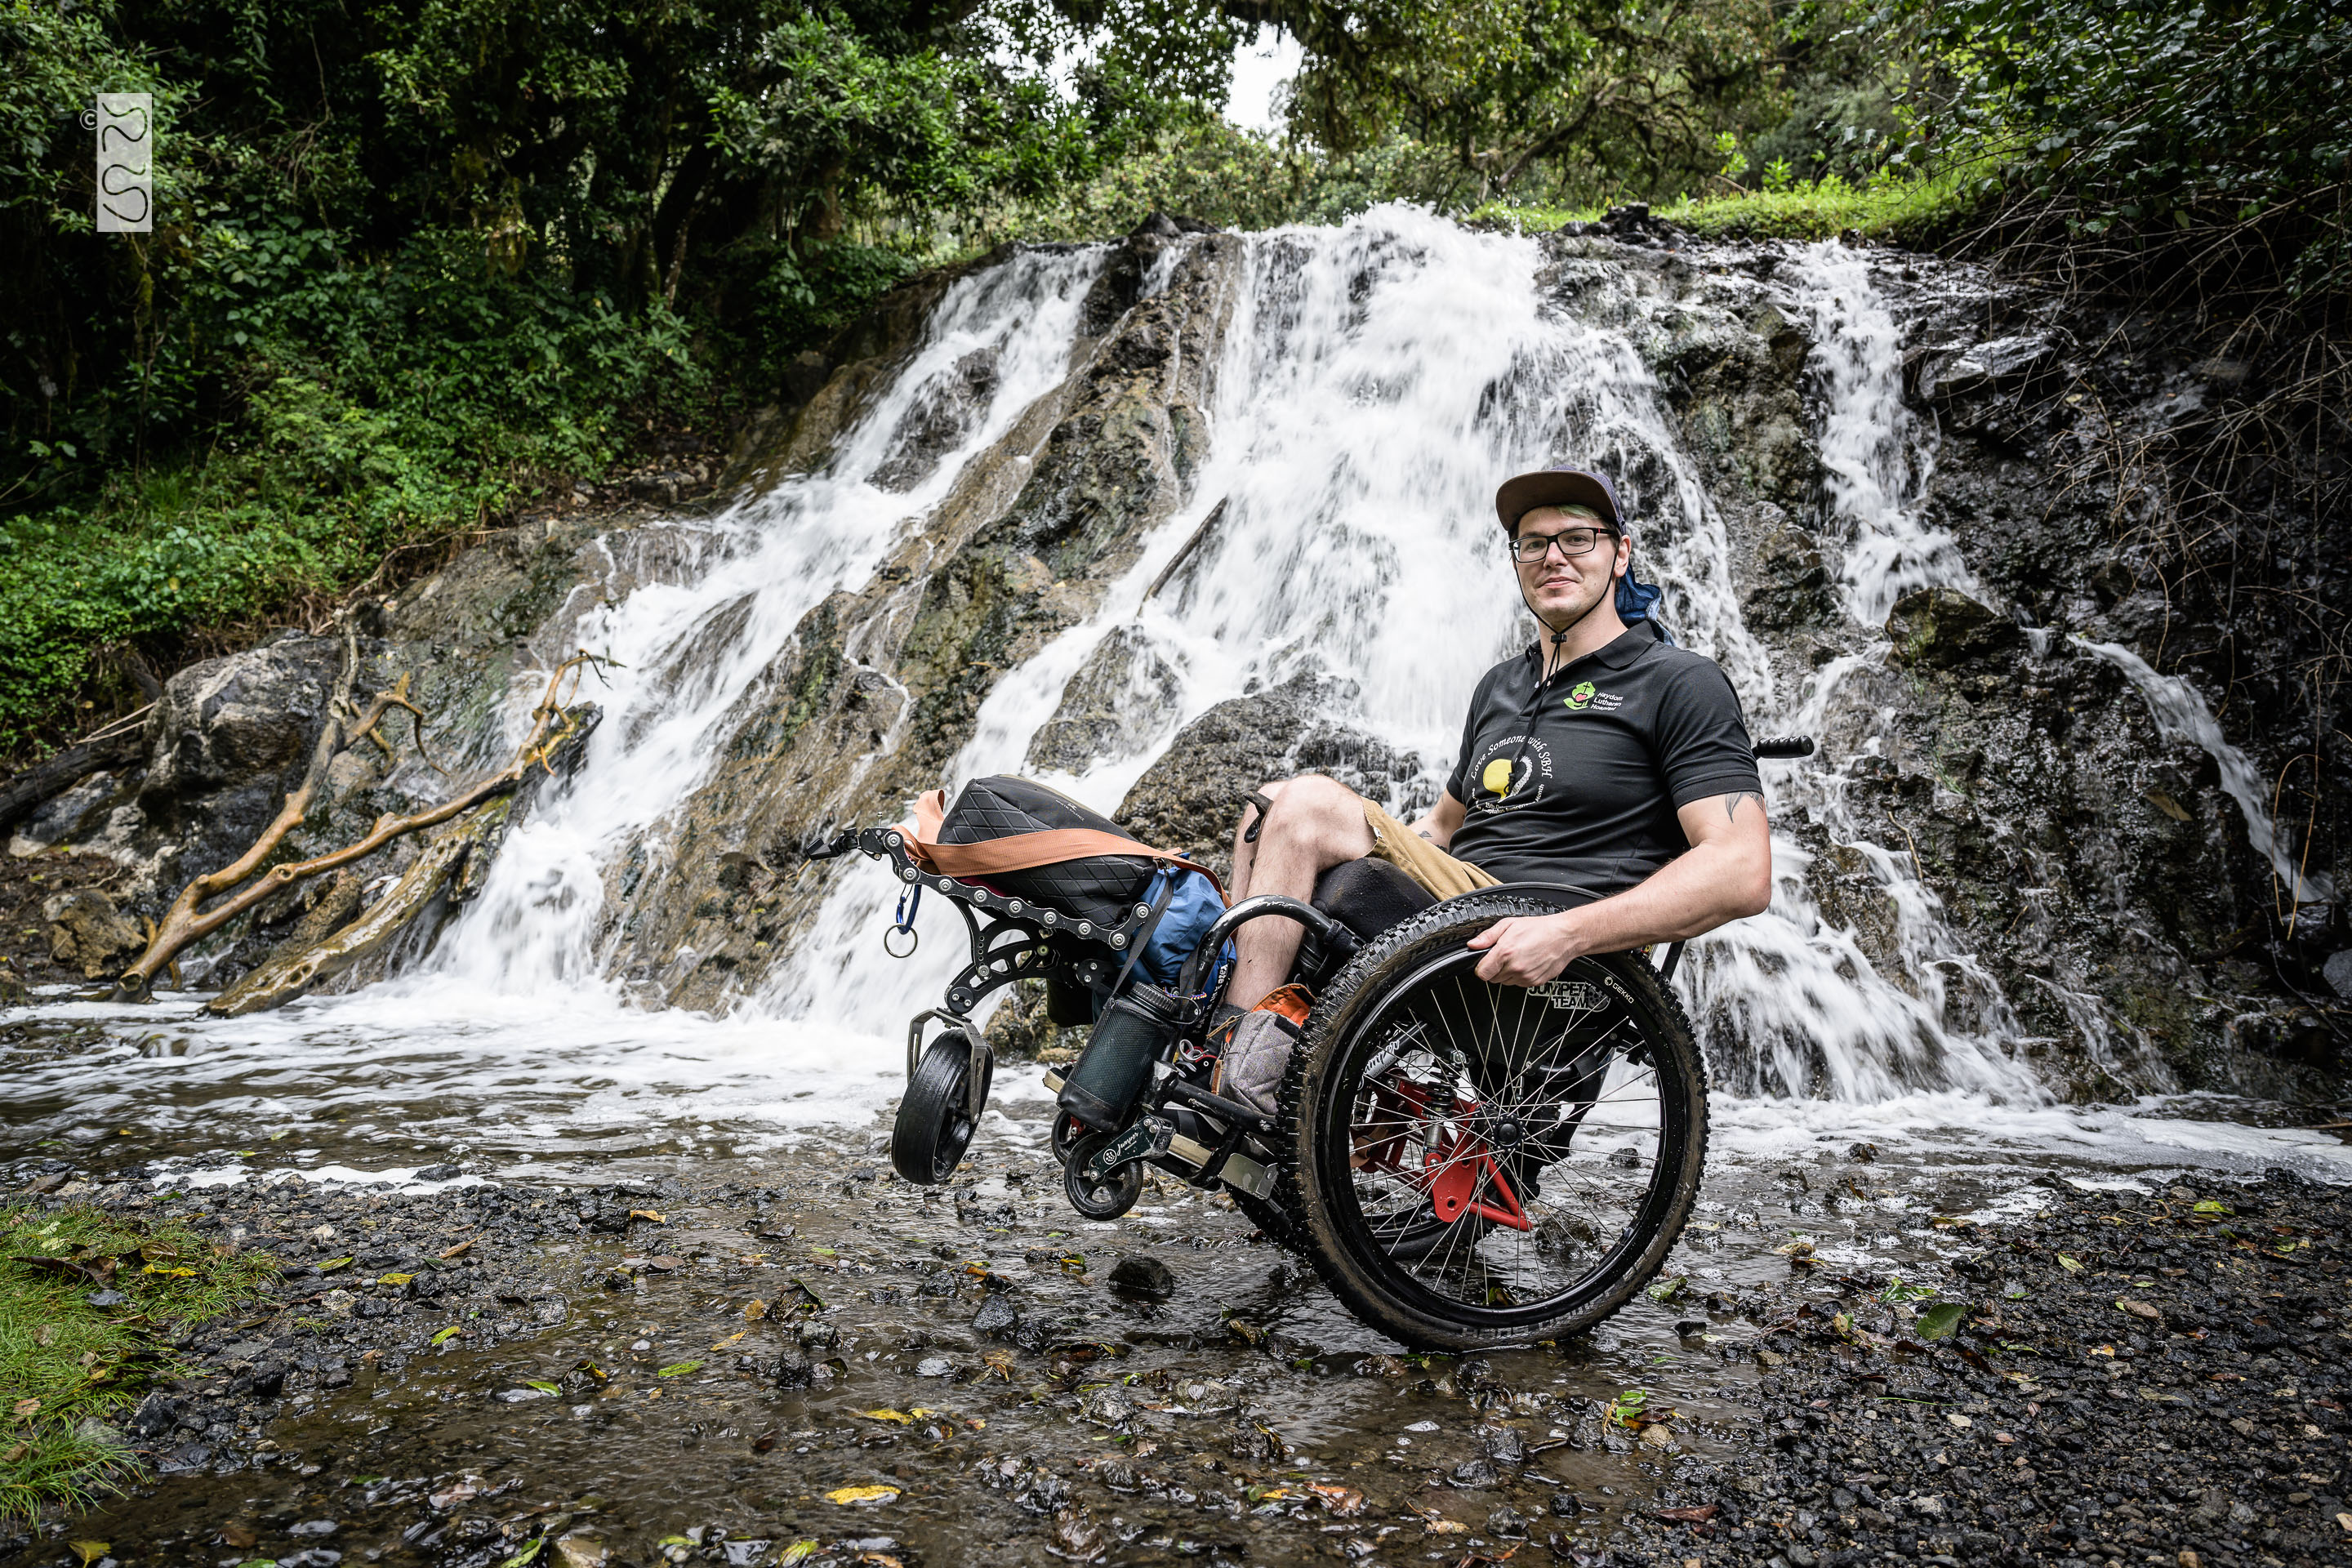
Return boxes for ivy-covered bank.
[4,0,2345,762]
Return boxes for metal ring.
[882,925,919,959]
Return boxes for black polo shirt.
[1444,620,1762,894]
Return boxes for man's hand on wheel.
[1467,911,1588,987]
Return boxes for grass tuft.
[0,1202,279,1522]
[1470,166,1989,247]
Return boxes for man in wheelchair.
[1212,466,1772,1115]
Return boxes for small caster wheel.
[1062,1132,1143,1220]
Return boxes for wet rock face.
[1111,674,1428,878]
[1883,586,2023,670]
[133,632,344,871]
[42,887,143,978]
[1025,625,1183,777]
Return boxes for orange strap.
[903,789,1227,902]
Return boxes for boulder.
[43,888,144,978]
[1114,674,1426,875]
[141,632,343,815]
[1883,587,2023,670]
[1025,626,1183,775]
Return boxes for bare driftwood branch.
[112,650,612,1000]
[204,796,514,1017]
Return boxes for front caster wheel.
[1062,1132,1143,1220]
[891,1033,993,1185]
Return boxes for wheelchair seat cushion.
[1312,855,1437,942]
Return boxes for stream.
[2,207,2345,1564]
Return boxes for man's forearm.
[1553,839,1768,951]
[1465,798,1772,986]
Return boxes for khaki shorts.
[1363,803,1499,901]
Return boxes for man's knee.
[1254,773,1371,852]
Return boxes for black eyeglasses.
[1508,526,1614,564]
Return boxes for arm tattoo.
[1726,790,1763,822]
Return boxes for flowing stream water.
[4,210,2345,1196]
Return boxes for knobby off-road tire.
[1274,892,1709,1350]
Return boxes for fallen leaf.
[1646,1276,1687,1303]
[317,1256,354,1273]
[710,1332,746,1351]
[2115,1298,2163,1321]
[524,1380,560,1394]
[1915,1303,1967,1341]
[1307,1482,1365,1517]
[776,1544,819,1566]
[655,1361,702,1378]
[2193,1200,2228,1215]
[752,1431,778,1454]
[2056,1254,2083,1272]
[431,1326,462,1346]
[1993,1430,2015,1444]
[860,1409,914,1424]
[69,1544,109,1566]
[742,1300,768,1321]
[1946,1413,1972,1429]
[11,1398,38,1419]
[629,1209,664,1223]
[378,1272,414,1286]
[1655,1504,1719,1524]
[826,1485,900,1506]
[497,1539,545,1568]
[439,1239,473,1259]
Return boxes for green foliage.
[0,0,1242,747]
[0,1202,280,1521]
[1471,167,1976,242]
[1279,0,1790,210]
[1897,0,2352,300]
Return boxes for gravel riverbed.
[4,1145,2347,1568]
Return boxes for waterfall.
[15,214,2336,1165]
[780,216,2044,1103]
[418,247,1111,997]
[2079,637,2336,920]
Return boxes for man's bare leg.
[1224,774,1376,1009]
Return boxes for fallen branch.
[204,796,512,1017]
[112,650,611,1001]
[0,722,151,838]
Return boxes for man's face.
[1512,505,1628,625]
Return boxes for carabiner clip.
[884,884,921,958]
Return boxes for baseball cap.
[1494,466,1626,533]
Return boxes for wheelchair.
[807,737,1811,1350]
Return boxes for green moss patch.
[0,1202,278,1521]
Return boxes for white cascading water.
[20,212,2352,1183]
[428,247,1109,995]
[792,217,2038,1107]
[2079,638,2337,922]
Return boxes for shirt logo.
[1466,736,1551,813]
[1562,681,1625,713]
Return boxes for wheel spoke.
[1325,939,1695,1327]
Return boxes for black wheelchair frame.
[802,732,1811,1218]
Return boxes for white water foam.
[7,218,2328,1183]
